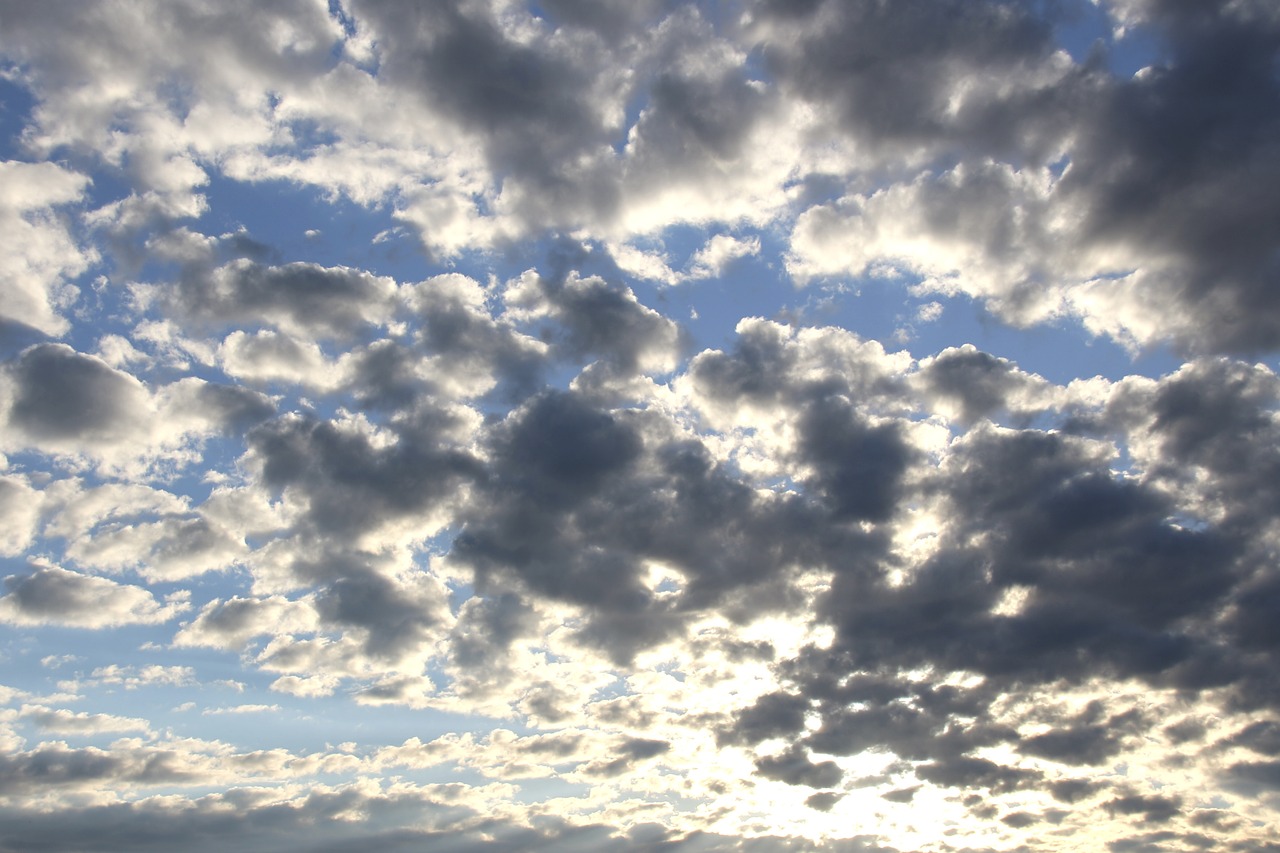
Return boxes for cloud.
[245,408,479,547]
[687,234,761,280]
[0,564,187,628]
[747,0,1073,166]
[83,665,196,690]
[0,475,42,557]
[0,343,274,473]
[777,1,1280,354]
[753,745,843,789]
[19,705,151,735]
[504,269,685,376]
[1,343,152,449]
[0,161,97,336]
[136,256,401,341]
[2,2,1280,851]
[0,791,898,853]
[173,595,320,651]
[201,704,280,715]
[913,344,1054,423]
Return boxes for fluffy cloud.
[0,161,97,336]
[0,343,273,474]
[2,2,1280,851]
[777,0,1280,353]
[0,564,188,628]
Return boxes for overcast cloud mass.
[1,1,1280,850]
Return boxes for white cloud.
[0,161,97,336]
[606,241,682,286]
[201,704,281,715]
[84,665,196,690]
[0,475,43,557]
[687,234,761,279]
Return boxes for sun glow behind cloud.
[1,0,1280,851]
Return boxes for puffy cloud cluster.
[2,1,1280,851]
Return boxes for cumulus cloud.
[0,343,273,473]
[0,475,42,557]
[0,564,188,628]
[19,705,151,735]
[777,0,1280,354]
[1,1,1280,851]
[0,161,97,336]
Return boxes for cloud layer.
[2,1,1280,851]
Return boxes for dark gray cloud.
[627,59,771,177]
[749,0,1075,168]
[694,327,1280,816]
[580,736,670,779]
[793,394,914,523]
[345,0,624,231]
[915,756,1041,795]
[160,258,399,340]
[3,343,149,443]
[1000,811,1038,829]
[535,0,671,42]
[1227,760,1280,792]
[915,345,1046,423]
[1056,0,1280,353]
[0,563,183,627]
[1050,778,1106,804]
[768,0,1280,353]
[451,387,868,663]
[1220,721,1280,757]
[0,743,195,795]
[409,275,549,400]
[450,592,537,672]
[1018,704,1146,766]
[753,745,843,789]
[243,410,480,657]
[805,791,843,812]
[505,269,686,377]
[1104,792,1183,824]
[0,797,902,853]
[181,380,277,435]
[248,410,480,542]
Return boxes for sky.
[1,0,1279,850]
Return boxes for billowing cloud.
[0,161,97,336]
[0,564,188,628]
[0,343,273,473]
[1,1,1279,851]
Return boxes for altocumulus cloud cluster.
[1,0,1280,850]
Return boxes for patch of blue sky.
[21,639,511,757]
[608,216,1174,389]
[0,71,35,161]
[510,775,596,804]
[655,661,686,683]
[197,173,424,280]
[2,623,188,694]
[273,700,526,755]
[899,291,1184,384]
[446,581,475,617]
[588,674,628,703]
[597,224,796,353]
[1052,0,1168,77]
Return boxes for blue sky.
[2,1,1280,851]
